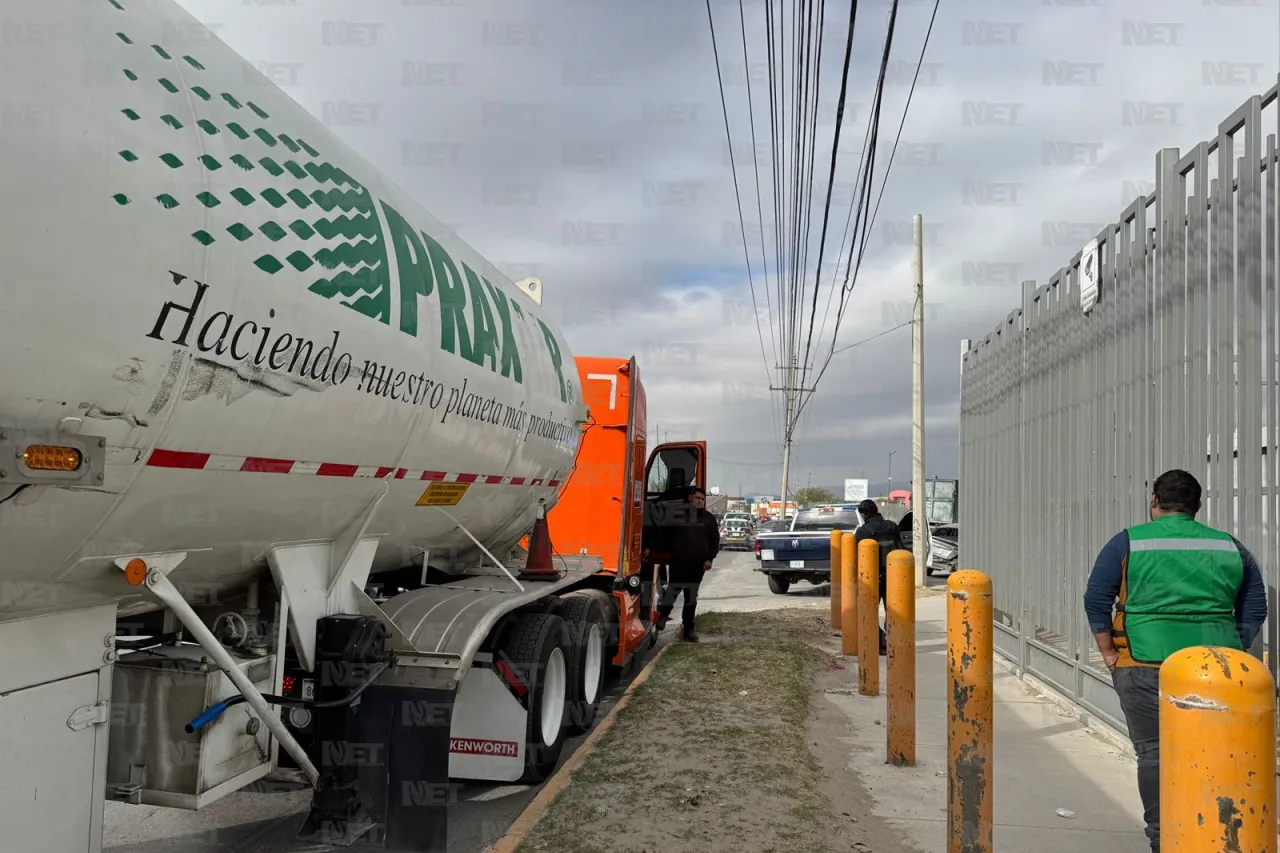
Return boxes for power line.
[796,0,940,423]
[832,320,911,354]
[791,0,900,422]
[738,0,779,372]
[800,0,859,384]
[705,0,776,408]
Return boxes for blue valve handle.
[185,700,229,733]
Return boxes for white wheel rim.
[540,647,567,746]
[583,624,605,705]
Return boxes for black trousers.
[657,563,705,631]
[1112,665,1160,852]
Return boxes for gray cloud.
[174,0,1279,497]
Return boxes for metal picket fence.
[958,79,1280,731]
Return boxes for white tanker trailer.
[0,2,710,851]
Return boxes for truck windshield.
[791,509,861,531]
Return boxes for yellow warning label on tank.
[416,482,470,506]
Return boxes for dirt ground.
[514,608,927,853]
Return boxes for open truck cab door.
[640,441,708,568]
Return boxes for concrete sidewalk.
[825,591,1149,852]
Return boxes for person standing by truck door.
[854,499,904,655]
[656,486,719,642]
[1083,469,1267,853]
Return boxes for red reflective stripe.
[316,463,359,477]
[147,449,210,469]
[494,659,528,697]
[144,448,556,488]
[241,457,294,474]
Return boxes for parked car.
[719,518,755,551]
[896,511,956,576]
[752,518,790,560]
[754,504,862,594]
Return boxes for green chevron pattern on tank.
[106,0,393,325]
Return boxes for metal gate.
[958,80,1280,730]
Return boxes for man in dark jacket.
[854,499,904,654]
[655,486,720,642]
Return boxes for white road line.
[465,784,532,803]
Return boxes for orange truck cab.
[542,355,706,671]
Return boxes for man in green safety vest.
[1083,469,1267,852]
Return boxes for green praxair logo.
[105,0,570,404]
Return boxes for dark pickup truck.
[754,504,863,594]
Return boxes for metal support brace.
[116,555,320,787]
[433,507,525,592]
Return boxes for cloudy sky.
[170,0,1279,499]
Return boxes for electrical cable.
[794,0,942,423]
[799,0,860,383]
[706,0,777,401]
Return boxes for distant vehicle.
[754,504,862,594]
[752,519,790,561]
[896,511,954,577]
[720,518,754,551]
[722,511,752,528]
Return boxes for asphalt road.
[102,551,948,853]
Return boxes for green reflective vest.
[1123,514,1243,664]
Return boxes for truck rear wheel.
[558,592,609,735]
[500,612,570,783]
[767,574,790,594]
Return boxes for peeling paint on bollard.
[1165,694,1228,712]
[1160,645,1276,852]
[947,570,992,853]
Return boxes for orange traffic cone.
[521,501,559,577]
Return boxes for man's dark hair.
[1152,469,1201,515]
[686,486,706,498]
[858,499,880,517]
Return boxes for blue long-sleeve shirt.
[1083,526,1269,648]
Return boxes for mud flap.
[297,615,455,852]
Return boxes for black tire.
[558,593,610,735]
[499,612,570,783]
[767,574,790,595]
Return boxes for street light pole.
[888,449,896,496]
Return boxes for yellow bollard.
[1160,646,1276,852]
[886,549,915,766]
[857,538,879,696]
[830,530,843,629]
[947,570,992,853]
[840,532,857,656]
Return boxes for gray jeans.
[1112,666,1160,852]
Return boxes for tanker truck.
[0,2,708,851]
